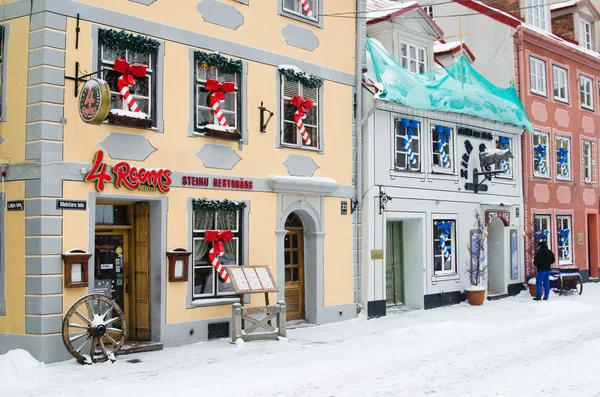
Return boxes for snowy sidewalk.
[3,286,600,397]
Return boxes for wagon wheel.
[62,294,126,365]
[577,275,583,295]
[558,277,564,295]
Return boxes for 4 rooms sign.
[85,150,172,193]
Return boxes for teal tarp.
[366,38,533,132]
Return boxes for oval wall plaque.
[78,78,111,125]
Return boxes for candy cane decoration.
[498,136,511,174]
[559,229,570,258]
[206,79,235,127]
[205,230,233,283]
[113,58,148,113]
[290,95,313,145]
[437,221,452,263]
[435,125,451,168]
[401,118,419,165]
[557,148,569,177]
[535,144,547,175]
[300,0,313,17]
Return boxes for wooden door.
[386,222,404,305]
[132,202,151,341]
[284,213,305,321]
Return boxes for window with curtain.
[192,209,242,299]
[582,140,596,184]
[533,131,550,177]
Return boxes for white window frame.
[431,125,455,174]
[534,214,552,249]
[580,18,593,50]
[280,76,320,150]
[192,210,242,300]
[526,0,548,30]
[194,64,241,134]
[555,136,572,180]
[422,5,434,18]
[556,215,572,265]
[400,42,427,74]
[282,0,319,23]
[100,46,154,121]
[494,135,514,179]
[433,219,456,275]
[529,57,547,96]
[582,139,596,184]
[580,75,594,110]
[532,131,550,178]
[552,65,568,103]
[395,118,421,172]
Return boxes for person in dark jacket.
[533,240,555,301]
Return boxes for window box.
[107,110,152,129]
[202,125,242,141]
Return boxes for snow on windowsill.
[201,124,238,132]
[279,64,304,74]
[466,285,486,291]
[191,297,239,308]
[109,109,150,120]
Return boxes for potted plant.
[524,221,543,297]
[464,210,488,305]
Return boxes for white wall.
[431,0,517,88]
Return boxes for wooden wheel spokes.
[62,294,127,365]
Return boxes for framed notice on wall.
[510,229,518,279]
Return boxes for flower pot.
[465,289,486,306]
[527,283,537,297]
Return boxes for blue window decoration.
[535,229,549,242]
[535,144,547,175]
[437,221,453,263]
[557,147,569,177]
[498,136,511,174]
[558,228,570,258]
[435,125,452,168]
[400,118,418,165]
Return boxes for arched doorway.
[487,218,507,295]
[284,213,305,320]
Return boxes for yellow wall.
[0,181,25,334]
[323,197,353,306]
[63,19,353,185]
[72,0,356,75]
[0,16,29,164]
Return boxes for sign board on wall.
[181,175,254,190]
[85,150,172,193]
[57,200,87,210]
[7,200,24,211]
[78,78,111,125]
[510,229,518,279]
[225,266,278,294]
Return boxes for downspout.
[517,27,531,266]
[355,0,365,312]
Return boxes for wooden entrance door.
[284,213,305,321]
[94,202,150,341]
[386,221,404,305]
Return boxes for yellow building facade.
[0,0,359,362]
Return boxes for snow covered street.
[4,286,600,397]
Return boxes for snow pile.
[109,109,150,120]
[0,349,48,392]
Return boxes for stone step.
[116,341,163,356]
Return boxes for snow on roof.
[366,0,417,21]
[550,0,578,11]
[457,0,523,27]
[434,41,476,61]
[522,22,600,60]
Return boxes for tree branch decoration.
[465,210,487,286]
[194,50,243,75]
[279,67,323,89]
[192,198,246,212]
[99,29,160,54]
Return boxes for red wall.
[518,28,600,277]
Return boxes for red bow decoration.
[290,95,314,118]
[204,230,233,283]
[205,78,235,102]
[113,58,148,86]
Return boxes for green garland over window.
[194,50,243,75]
[279,67,323,89]
[99,29,160,54]
[192,198,246,212]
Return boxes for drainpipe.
[354,0,365,312]
[516,27,531,267]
